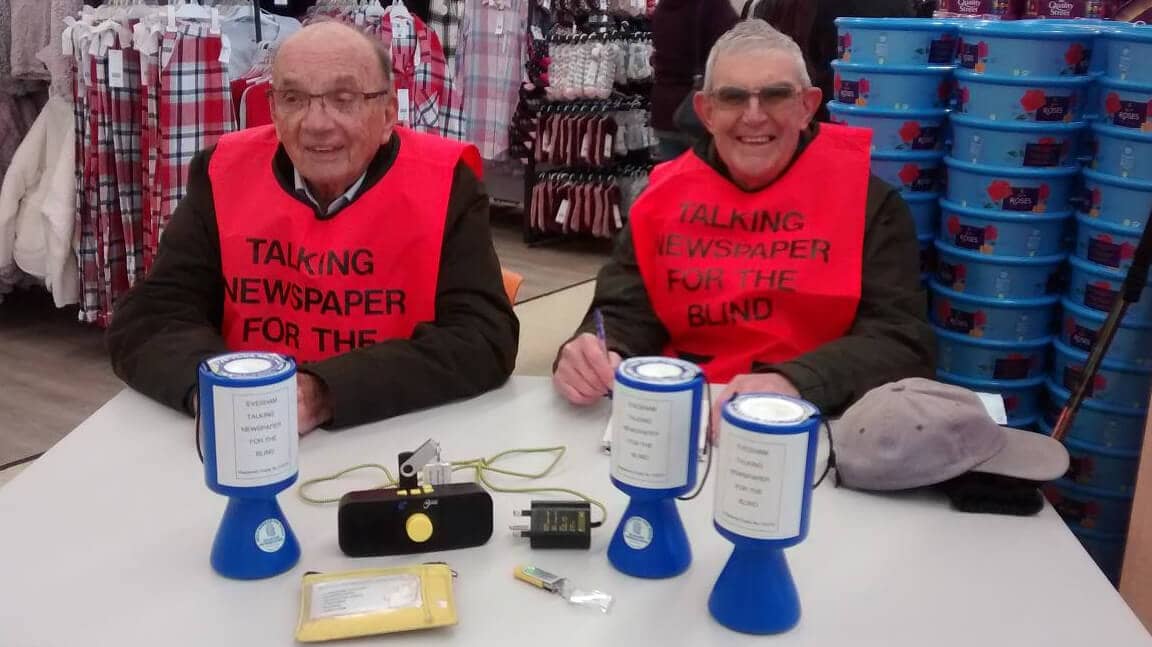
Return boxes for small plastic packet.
[514,565,614,614]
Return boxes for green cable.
[298,464,397,504]
[297,446,608,525]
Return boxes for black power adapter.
[511,501,593,549]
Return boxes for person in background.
[106,21,518,435]
[742,0,918,121]
[553,20,934,428]
[649,0,739,160]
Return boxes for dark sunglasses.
[709,85,801,110]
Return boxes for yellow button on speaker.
[406,513,434,543]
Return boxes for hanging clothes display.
[428,0,466,76]
[63,4,237,326]
[512,0,656,241]
[528,165,649,237]
[306,1,466,141]
[0,95,78,307]
[454,0,528,160]
[217,6,301,82]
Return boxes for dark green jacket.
[572,128,935,415]
[106,133,519,429]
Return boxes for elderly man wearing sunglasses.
[554,19,934,423]
[108,21,518,435]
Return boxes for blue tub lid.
[937,369,1047,389]
[826,100,949,120]
[934,239,1068,265]
[1074,211,1150,239]
[830,60,955,74]
[943,155,1080,178]
[1052,337,1152,375]
[1061,297,1152,330]
[1012,18,1107,33]
[1054,423,1143,459]
[958,20,1100,39]
[949,111,1087,133]
[1096,74,1152,92]
[953,68,1093,87]
[1080,166,1152,190]
[1089,119,1152,143]
[902,190,942,203]
[1044,378,1150,415]
[1069,251,1131,279]
[939,197,1072,222]
[835,17,959,31]
[934,325,1053,349]
[930,279,1060,307]
[1049,477,1135,502]
[871,149,946,162]
[1099,22,1152,44]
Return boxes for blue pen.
[594,308,613,398]
[593,308,609,358]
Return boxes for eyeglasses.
[709,85,801,111]
[269,88,389,116]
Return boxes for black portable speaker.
[337,482,494,556]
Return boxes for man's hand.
[553,333,622,405]
[710,373,800,442]
[297,372,333,436]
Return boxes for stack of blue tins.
[933,19,1099,431]
[829,17,958,285]
[1042,20,1152,585]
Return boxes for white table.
[1,377,1149,647]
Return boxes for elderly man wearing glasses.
[108,21,518,434]
[554,20,934,425]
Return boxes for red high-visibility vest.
[208,125,478,362]
[631,124,871,382]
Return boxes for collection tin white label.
[212,379,298,488]
[609,382,693,489]
[714,423,810,541]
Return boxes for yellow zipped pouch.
[295,564,457,642]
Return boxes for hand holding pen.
[552,308,622,406]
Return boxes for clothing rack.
[536,94,647,113]
[536,162,653,181]
[517,0,654,244]
[252,0,262,41]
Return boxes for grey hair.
[702,19,811,92]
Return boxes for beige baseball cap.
[832,378,1070,491]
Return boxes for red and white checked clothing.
[68,18,235,325]
[456,0,527,160]
[382,14,466,140]
[156,24,236,249]
[429,0,466,78]
[108,41,144,288]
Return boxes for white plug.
[423,462,454,486]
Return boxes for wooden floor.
[489,220,611,302]
[0,289,123,467]
[0,222,609,467]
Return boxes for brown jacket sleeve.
[570,176,935,414]
[107,150,518,428]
